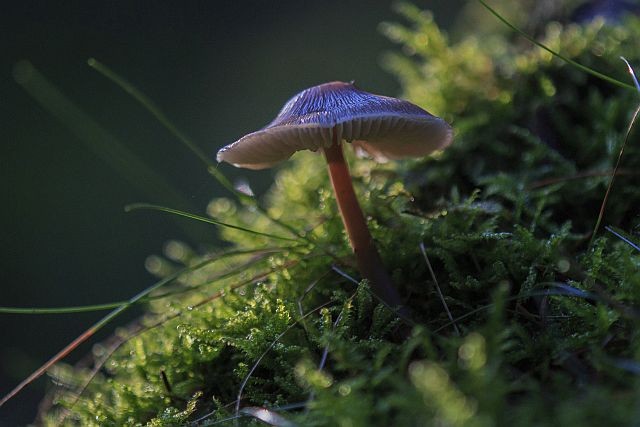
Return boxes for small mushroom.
[217,81,452,313]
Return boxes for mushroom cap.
[217,81,453,170]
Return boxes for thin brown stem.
[323,130,405,313]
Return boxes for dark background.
[0,1,462,424]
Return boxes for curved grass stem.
[476,0,635,91]
[125,203,300,242]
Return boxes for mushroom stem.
[323,131,404,311]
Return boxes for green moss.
[42,4,640,426]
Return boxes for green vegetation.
[40,3,640,426]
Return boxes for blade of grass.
[476,0,635,91]
[589,63,640,247]
[125,203,300,242]
[527,168,638,189]
[0,246,290,315]
[605,226,640,252]
[0,302,126,315]
[419,243,460,336]
[622,56,640,92]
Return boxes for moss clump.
[42,4,640,426]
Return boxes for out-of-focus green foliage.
[41,3,640,426]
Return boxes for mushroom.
[217,81,452,314]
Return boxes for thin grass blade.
[476,0,634,91]
[0,246,289,315]
[0,302,125,315]
[589,102,640,247]
[605,226,640,251]
[621,57,640,93]
[125,203,300,242]
[419,243,460,336]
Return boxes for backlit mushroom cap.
[217,81,452,169]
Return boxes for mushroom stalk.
[323,132,404,311]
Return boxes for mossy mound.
[42,4,640,426]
